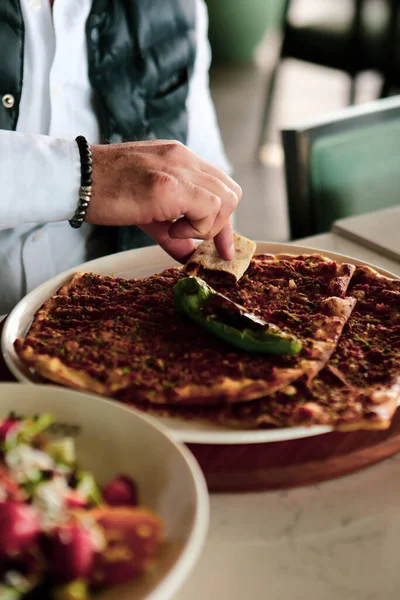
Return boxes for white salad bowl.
[0,383,209,600]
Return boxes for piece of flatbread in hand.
[184,233,256,284]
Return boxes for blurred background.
[206,0,399,241]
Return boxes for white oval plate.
[2,242,399,445]
[0,383,209,600]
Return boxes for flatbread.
[14,270,303,405]
[150,266,400,431]
[14,254,355,407]
[184,233,256,284]
[217,253,357,382]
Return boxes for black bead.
[81,153,91,163]
[69,219,80,229]
[79,151,89,162]
[81,164,92,177]
[78,200,89,209]
[76,137,89,151]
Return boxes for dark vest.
[0,0,196,252]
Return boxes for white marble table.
[175,233,400,600]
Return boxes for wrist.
[86,144,128,226]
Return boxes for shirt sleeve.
[0,130,80,228]
[186,0,232,174]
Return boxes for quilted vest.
[0,0,197,251]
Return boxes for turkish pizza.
[14,238,400,432]
[156,265,400,431]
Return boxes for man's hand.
[87,140,242,263]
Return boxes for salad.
[0,413,163,599]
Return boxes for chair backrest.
[281,95,400,239]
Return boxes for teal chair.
[281,95,400,240]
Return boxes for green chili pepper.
[173,277,302,356]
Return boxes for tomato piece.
[65,490,88,510]
[48,521,95,584]
[102,475,138,507]
[0,418,19,443]
[88,507,163,587]
[0,502,40,559]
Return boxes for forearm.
[0,131,80,227]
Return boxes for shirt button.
[2,94,15,109]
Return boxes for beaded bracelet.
[69,135,92,229]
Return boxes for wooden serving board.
[2,318,399,493]
[186,417,400,492]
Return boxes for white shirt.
[0,0,229,314]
